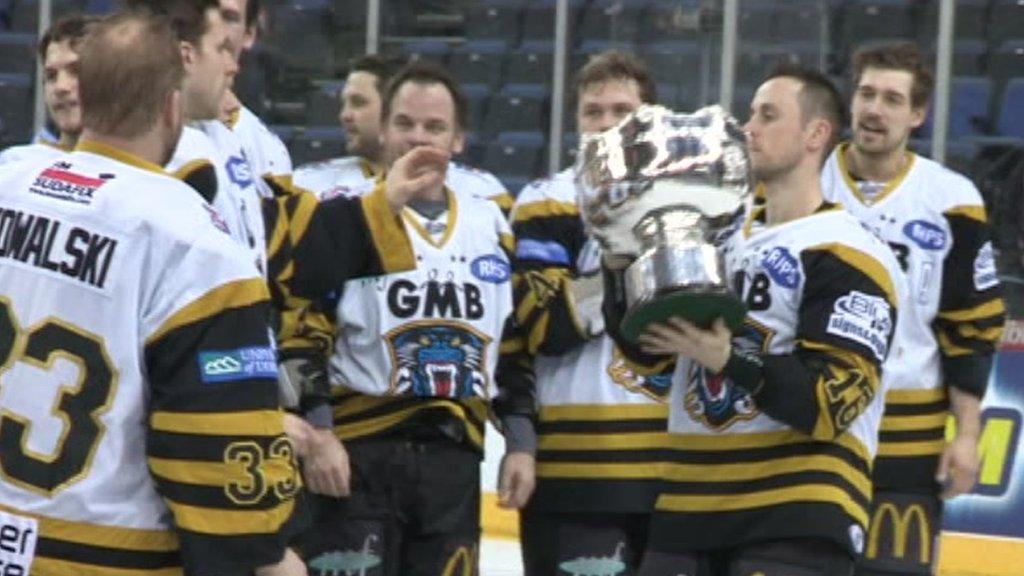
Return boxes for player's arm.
[599,254,677,376]
[933,201,1005,400]
[719,245,897,440]
[172,159,219,204]
[511,193,600,355]
[143,259,306,574]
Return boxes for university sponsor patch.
[973,241,998,291]
[29,161,110,205]
[761,246,801,288]
[902,219,946,251]
[225,155,253,188]
[826,290,892,360]
[470,254,510,284]
[198,345,277,383]
[516,238,570,265]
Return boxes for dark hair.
[851,41,934,109]
[349,54,409,93]
[763,62,846,153]
[245,0,259,30]
[38,13,100,59]
[124,0,219,45]
[573,50,657,104]
[78,10,183,138]
[381,60,468,131]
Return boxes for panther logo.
[385,321,491,399]
[684,319,774,429]
[608,347,672,401]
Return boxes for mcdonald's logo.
[440,544,478,576]
[866,502,931,564]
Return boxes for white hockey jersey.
[166,125,246,244]
[0,141,302,576]
[509,169,671,513]
[228,105,293,178]
[633,203,903,558]
[822,144,1004,486]
[294,155,513,211]
[327,188,514,448]
[0,141,67,166]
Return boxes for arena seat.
[0,72,32,145]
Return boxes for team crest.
[684,319,773,429]
[608,347,672,401]
[385,321,491,399]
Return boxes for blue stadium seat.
[505,44,553,86]
[464,0,522,43]
[450,41,506,88]
[996,78,1024,138]
[304,81,344,127]
[576,0,642,45]
[919,77,991,139]
[839,1,919,47]
[387,39,451,64]
[925,40,987,77]
[989,40,1024,89]
[990,0,1024,46]
[0,72,32,145]
[484,84,547,136]
[289,126,346,166]
[0,32,35,75]
[462,83,491,136]
[921,0,988,42]
[637,1,702,45]
[266,0,334,75]
[483,131,545,182]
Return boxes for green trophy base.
[621,289,747,343]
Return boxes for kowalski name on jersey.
[0,206,118,290]
[387,278,485,320]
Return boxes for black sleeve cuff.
[721,345,764,395]
[943,354,993,399]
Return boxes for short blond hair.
[77,11,184,138]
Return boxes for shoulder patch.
[762,246,801,288]
[902,219,946,251]
[198,346,277,383]
[826,290,892,361]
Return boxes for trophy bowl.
[576,104,751,342]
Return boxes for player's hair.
[350,54,409,93]
[851,41,934,109]
[78,10,183,138]
[38,13,100,59]
[381,60,468,131]
[573,50,657,104]
[245,0,259,30]
[764,63,846,154]
[124,0,219,45]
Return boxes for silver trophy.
[576,104,751,342]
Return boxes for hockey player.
[821,42,1005,576]
[607,66,906,576]
[501,51,672,575]
[290,60,519,576]
[0,14,98,165]
[292,54,514,214]
[0,12,306,575]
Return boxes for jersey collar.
[75,140,167,175]
[836,141,915,206]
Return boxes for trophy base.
[621,288,746,343]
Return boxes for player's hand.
[937,433,980,499]
[282,413,314,459]
[302,428,351,498]
[498,451,536,509]
[639,317,732,373]
[254,548,307,576]
[384,146,450,212]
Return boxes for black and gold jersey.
[822,144,1006,489]
[0,142,304,576]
